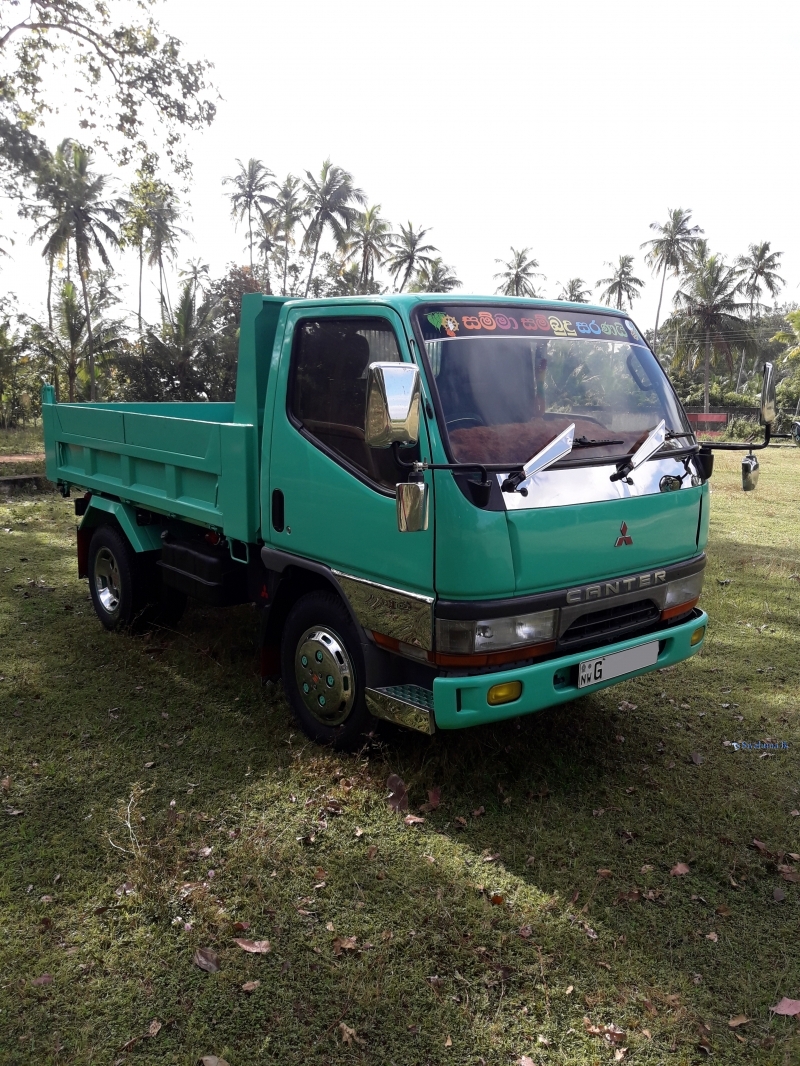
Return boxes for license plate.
[578,641,659,689]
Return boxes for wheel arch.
[77,497,162,578]
[260,547,366,648]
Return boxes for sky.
[3,0,799,333]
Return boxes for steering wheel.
[446,415,486,429]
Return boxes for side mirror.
[396,481,428,532]
[761,362,776,425]
[791,422,800,448]
[365,362,421,448]
[742,453,760,492]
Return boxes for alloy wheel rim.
[94,546,121,613]
[294,626,355,726]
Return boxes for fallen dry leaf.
[366,844,378,860]
[770,997,800,1016]
[199,1058,230,1066]
[583,1017,626,1044]
[472,806,485,819]
[193,947,220,973]
[490,893,504,905]
[198,846,213,858]
[670,862,691,876]
[427,786,441,810]
[517,1058,535,1066]
[518,925,533,939]
[31,973,52,986]
[404,814,424,826]
[774,888,786,902]
[232,921,250,932]
[565,985,574,995]
[6,808,23,816]
[691,752,704,765]
[715,904,732,917]
[241,980,260,993]
[144,762,155,769]
[614,1050,628,1062]
[233,938,270,954]
[354,826,364,837]
[780,868,800,883]
[148,1020,162,1037]
[444,1034,452,1047]
[339,1021,366,1046]
[332,936,358,955]
[618,700,637,711]
[386,774,408,813]
[728,1015,750,1028]
[705,932,718,942]
[597,868,613,879]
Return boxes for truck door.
[267,306,434,599]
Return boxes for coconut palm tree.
[179,259,210,300]
[736,241,785,320]
[409,258,461,293]
[223,159,277,274]
[641,208,703,354]
[385,222,438,292]
[494,247,544,297]
[343,204,393,292]
[674,251,750,413]
[301,160,365,297]
[557,278,591,303]
[31,140,120,400]
[144,279,218,401]
[273,175,305,296]
[255,209,282,295]
[597,255,644,311]
[143,185,187,320]
[32,278,123,402]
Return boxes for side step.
[365,684,435,735]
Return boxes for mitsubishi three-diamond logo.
[614,521,633,547]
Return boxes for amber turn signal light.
[487,681,522,706]
[690,626,706,646]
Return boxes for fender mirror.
[396,481,428,532]
[742,453,760,492]
[761,362,776,425]
[365,363,421,448]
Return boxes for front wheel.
[280,591,374,749]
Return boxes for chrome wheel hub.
[94,546,121,614]
[294,626,354,726]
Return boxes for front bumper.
[432,608,707,729]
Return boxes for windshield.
[416,305,692,466]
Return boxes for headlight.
[437,609,557,654]
[663,571,705,608]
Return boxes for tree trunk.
[653,261,667,355]
[304,225,322,298]
[137,244,143,335]
[78,254,96,401]
[703,328,711,414]
[283,234,289,296]
[46,253,54,332]
[248,204,254,273]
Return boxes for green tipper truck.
[44,293,719,748]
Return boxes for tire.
[87,524,144,631]
[280,590,374,750]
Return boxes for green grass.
[0,424,45,456]
[1,451,799,1065]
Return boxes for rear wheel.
[88,525,142,631]
[281,591,374,749]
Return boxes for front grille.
[561,599,660,646]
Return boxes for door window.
[289,317,416,490]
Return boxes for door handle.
[271,489,284,532]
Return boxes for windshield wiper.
[501,423,576,495]
[610,419,666,483]
[573,435,624,448]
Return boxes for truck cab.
[43,293,712,748]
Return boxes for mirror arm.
[391,442,513,485]
[701,422,772,451]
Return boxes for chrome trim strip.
[366,687,435,735]
[499,455,701,510]
[331,569,434,650]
